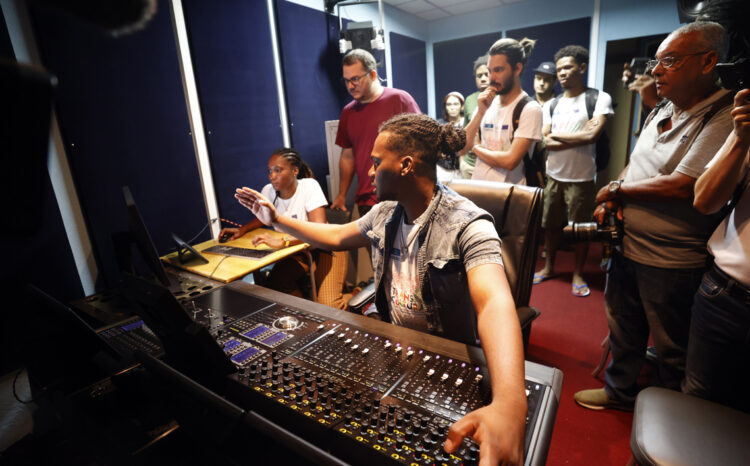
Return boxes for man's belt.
[708,264,750,304]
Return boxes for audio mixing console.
[178,284,561,466]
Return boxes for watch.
[608,179,624,196]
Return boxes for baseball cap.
[533,62,556,76]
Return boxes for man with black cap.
[533,61,557,106]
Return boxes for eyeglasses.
[341,73,369,86]
[646,51,709,71]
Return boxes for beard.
[495,75,515,95]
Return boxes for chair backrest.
[444,180,543,308]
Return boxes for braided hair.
[378,113,466,178]
[270,147,314,179]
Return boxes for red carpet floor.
[526,243,634,465]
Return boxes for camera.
[563,208,623,266]
[716,58,750,92]
[623,57,650,88]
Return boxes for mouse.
[218,233,232,243]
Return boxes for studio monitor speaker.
[676,0,709,23]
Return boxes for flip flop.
[533,272,556,285]
[572,283,591,297]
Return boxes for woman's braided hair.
[271,147,314,179]
[378,113,466,177]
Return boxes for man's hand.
[444,399,525,466]
[623,62,658,110]
[235,187,277,225]
[732,88,750,143]
[594,200,623,225]
[477,85,498,113]
[330,194,348,212]
[595,184,615,204]
[252,233,284,249]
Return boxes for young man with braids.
[463,37,543,184]
[236,114,527,465]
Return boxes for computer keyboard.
[203,245,276,260]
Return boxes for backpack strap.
[510,95,533,142]
[548,95,560,119]
[584,88,599,120]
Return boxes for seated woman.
[219,148,350,309]
[436,92,464,182]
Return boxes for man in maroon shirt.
[331,49,420,216]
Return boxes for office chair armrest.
[347,282,376,314]
[516,305,540,330]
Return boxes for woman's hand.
[251,233,285,249]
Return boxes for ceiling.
[382,0,528,21]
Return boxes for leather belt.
[709,264,750,304]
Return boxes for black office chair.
[349,180,543,352]
[630,387,750,465]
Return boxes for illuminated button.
[454,378,463,387]
[426,369,435,377]
[384,341,392,349]
[395,346,403,353]
[440,373,449,383]
[422,355,431,362]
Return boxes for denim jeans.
[682,266,750,413]
[604,253,705,403]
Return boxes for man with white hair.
[575,21,734,410]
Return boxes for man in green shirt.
[459,55,490,179]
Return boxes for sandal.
[572,283,591,297]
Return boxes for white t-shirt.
[473,91,542,184]
[261,178,328,231]
[707,142,750,287]
[543,90,613,182]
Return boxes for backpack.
[548,88,611,172]
[511,95,546,187]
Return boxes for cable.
[208,255,230,280]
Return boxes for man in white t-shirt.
[534,45,614,297]
[463,37,543,184]
[685,88,750,413]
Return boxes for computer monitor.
[122,186,171,287]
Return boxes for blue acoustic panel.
[275,1,349,198]
[183,0,283,225]
[433,31,500,118]
[30,0,208,288]
[390,32,427,113]
[507,17,592,99]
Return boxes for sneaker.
[574,388,633,411]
